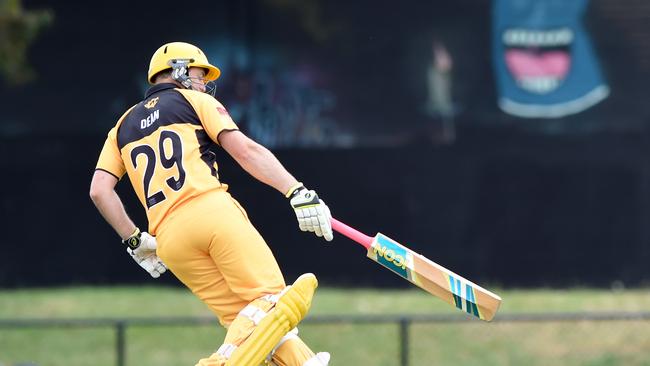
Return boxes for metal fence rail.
[1,312,649,366]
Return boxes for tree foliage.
[0,0,53,85]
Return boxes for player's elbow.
[89,172,115,204]
[238,141,265,164]
[89,183,108,204]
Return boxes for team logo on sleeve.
[144,97,160,109]
[217,106,230,116]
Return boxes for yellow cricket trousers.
[156,190,317,365]
[156,189,286,324]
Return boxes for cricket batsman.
[89,41,332,366]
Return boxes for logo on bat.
[371,235,409,279]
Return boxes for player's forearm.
[233,142,299,195]
[90,189,137,240]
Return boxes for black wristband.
[122,228,142,250]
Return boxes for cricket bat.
[331,217,502,321]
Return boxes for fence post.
[116,320,126,366]
[399,317,410,366]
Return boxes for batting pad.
[226,273,318,366]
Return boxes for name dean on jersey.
[141,110,160,129]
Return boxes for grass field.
[0,286,649,365]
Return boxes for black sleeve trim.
[95,168,121,180]
[216,128,240,145]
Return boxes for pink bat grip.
[330,217,373,250]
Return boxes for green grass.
[0,286,649,366]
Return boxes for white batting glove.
[123,229,167,278]
[286,184,333,241]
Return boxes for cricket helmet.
[147,42,221,84]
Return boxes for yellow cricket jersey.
[95,83,238,234]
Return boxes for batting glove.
[286,183,333,241]
[123,228,167,278]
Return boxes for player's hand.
[123,230,167,278]
[287,184,333,241]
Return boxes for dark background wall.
[1,0,650,288]
[2,128,650,288]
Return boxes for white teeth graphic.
[518,77,561,94]
[503,28,573,47]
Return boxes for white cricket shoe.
[304,352,330,366]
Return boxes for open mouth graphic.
[503,28,573,94]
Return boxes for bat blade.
[369,233,501,321]
[331,218,502,321]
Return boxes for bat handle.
[330,217,373,250]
